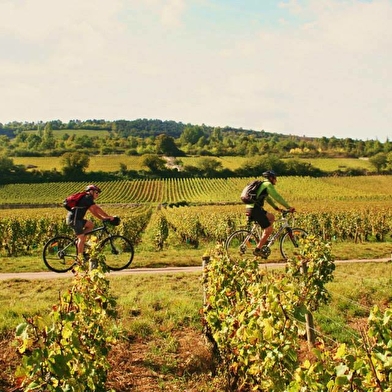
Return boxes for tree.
[0,155,14,172]
[41,123,56,150]
[180,125,205,145]
[61,152,90,176]
[142,154,166,173]
[155,134,184,156]
[26,134,42,149]
[369,152,388,173]
[196,157,223,177]
[387,152,392,170]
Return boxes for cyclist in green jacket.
[246,170,295,257]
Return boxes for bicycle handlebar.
[102,216,121,226]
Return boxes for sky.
[1,0,391,141]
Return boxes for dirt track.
[0,258,390,281]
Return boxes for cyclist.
[246,170,295,258]
[66,184,115,256]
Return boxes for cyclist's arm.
[89,204,114,220]
[266,184,291,209]
[265,196,279,211]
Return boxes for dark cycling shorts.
[246,207,270,229]
[67,219,87,235]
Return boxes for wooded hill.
[1,118,390,159]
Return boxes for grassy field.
[299,157,372,171]
[11,155,374,173]
[13,155,144,172]
[23,129,110,139]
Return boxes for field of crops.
[0,175,390,260]
[0,175,391,208]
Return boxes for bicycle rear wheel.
[99,235,134,271]
[43,236,77,273]
[280,228,307,261]
[225,229,259,258]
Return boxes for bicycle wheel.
[225,229,259,258]
[279,228,308,261]
[99,235,134,271]
[43,236,77,273]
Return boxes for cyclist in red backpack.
[66,184,115,256]
[246,171,295,257]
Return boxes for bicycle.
[42,218,134,273]
[225,210,307,260]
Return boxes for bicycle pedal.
[260,246,271,259]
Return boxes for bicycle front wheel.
[99,235,134,271]
[43,236,77,273]
[280,228,308,261]
[225,229,259,258]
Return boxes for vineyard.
[0,176,391,259]
[1,176,392,390]
[0,175,391,207]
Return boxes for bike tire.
[99,235,134,271]
[279,228,308,261]
[43,236,77,273]
[225,229,259,258]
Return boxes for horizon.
[0,116,389,142]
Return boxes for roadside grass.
[1,240,391,274]
[316,261,392,344]
[1,261,391,338]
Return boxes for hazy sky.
[1,0,391,141]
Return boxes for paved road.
[0,258,390,281]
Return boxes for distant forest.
[0,118,391,184]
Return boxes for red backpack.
[63,192,88,211]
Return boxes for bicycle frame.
[247,211,294,246]
[83,222,112,240]
[225,210,307,260]
[43,219,135,273]
[49,224,110,259]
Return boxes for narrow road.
[0,258,390,281]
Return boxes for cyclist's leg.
[251,208,274,249]
[72,219,92,255]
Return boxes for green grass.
[12,155,145,172]
[1,262,391,343]
[298,157,373,172]
[0,272,203,334]
[23,129,110,139]
[11,155,374,173]
[0,246,205,274]
[316,261,392,343]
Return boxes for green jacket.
[246,180,291,210]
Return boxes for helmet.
[86,184,101,193]
[262,170,277,179]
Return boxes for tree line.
[0,118,391,185]
[1,118,391,158]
